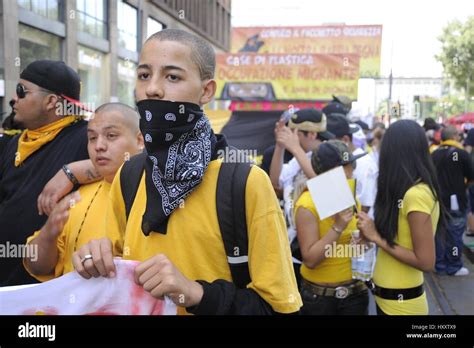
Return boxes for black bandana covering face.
[137,99,217,236]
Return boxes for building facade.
[0,0,232,117]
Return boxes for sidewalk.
[425,234,474,315]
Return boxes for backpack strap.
[120,151,253,289]
[216,161,252,289]
[120,152,147,220]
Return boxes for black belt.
[373,284,424,300]
[302,279,367,299]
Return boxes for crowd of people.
[0,28,471,316]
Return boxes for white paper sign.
[306,166,356,220]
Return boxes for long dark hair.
[374,120,446,246]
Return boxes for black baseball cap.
[327,113,359,138]
[332,95,352,110]
[323,101,350,116]
[354,120,369,131]
[20,60,90,111]
[312,140,367,174]
[288,108,335,140]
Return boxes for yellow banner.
[215,53,360,100]
[232,25,382,78]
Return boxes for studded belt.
[302,279,367,299]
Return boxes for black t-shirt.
[0,133,14,159]
[0,120,89,286]
[432,145,474,213]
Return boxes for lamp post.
[466,65,471,113]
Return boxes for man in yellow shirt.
[23,103,144,281]
[72,29,302,315]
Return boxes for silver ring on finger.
[80,254,93,265]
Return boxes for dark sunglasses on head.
[16,83,51,99]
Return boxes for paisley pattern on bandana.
[148,117,212,216]
[137,99,217,235]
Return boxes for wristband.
[332,225,343,235]
[62,165,79,185]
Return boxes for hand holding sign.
[306,166,356,220]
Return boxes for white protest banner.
[0,259,176,315]
[306,166,356,220]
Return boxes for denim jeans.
[435,210,466,274]
[300,281,369,315]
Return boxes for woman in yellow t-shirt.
[357,120,445,315]
[295,140,369,315]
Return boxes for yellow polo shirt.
[373,183,439,315]
[24,180,110,281]
[106,159,302,315]
[294,186,360,284]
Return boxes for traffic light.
[391,102,400,117]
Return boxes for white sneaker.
[453,267,470,276]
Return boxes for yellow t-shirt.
[294,188,360,284]
[106,159,302,315]
[373,183,440,315]
[24,180,110,281]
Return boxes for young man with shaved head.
[68,29,302,315]
[24,103,144,281]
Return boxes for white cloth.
[279,153,311,190]
[279,152,312,244]
[353,147,378,219]
[369,148,380,169]
[0,259,176,315]
[352,127,367,150]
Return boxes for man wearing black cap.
[269,108,334,281]
[270,108,334,196]
[0,60,90,286]
[326,114,378,217]
[322,95,352,117]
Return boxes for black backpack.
[120,152,252,289]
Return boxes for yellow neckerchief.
[15,116,79,167]
[3,129,22,136]
[429,144,439,153]
[439,139,464,151]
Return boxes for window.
[19,24,62,71]
[18,0,61,21]
[117,59,137,107]
[77,0,107,39]
[117,0,137,51]
[78,45,109,106]
[147,17,164,39]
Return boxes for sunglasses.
[16,83,52,99]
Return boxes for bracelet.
[62,165,79,185]
[332,225,343,235]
